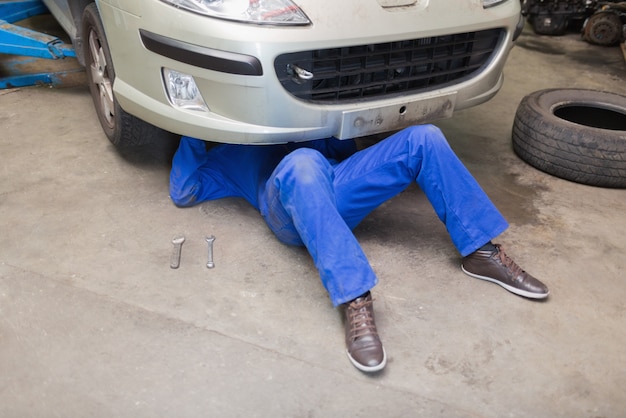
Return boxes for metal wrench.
[170,236,185,269]
[205,235,216,269]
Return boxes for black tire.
[512,89,626,188]
[82,4,171,147]
[530,15,569,36]
[582,12,623,46]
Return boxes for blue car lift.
[0,0,79,88]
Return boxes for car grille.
[274,28,504,103]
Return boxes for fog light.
[163,68,208,112]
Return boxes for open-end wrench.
[170,236,185,269]
[205,235,215,269]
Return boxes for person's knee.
[276,148,332,185]
[283,147,327,166]
[401,124,451,155]
[403,124,445,143]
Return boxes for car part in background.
[520,0,596,35]
[521,0,626,45]
[512,89,626,188]
[582,2,626,45]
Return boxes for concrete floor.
[1,22,626,417]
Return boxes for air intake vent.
[274,28,503,103]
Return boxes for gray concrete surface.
[1,22,626,417]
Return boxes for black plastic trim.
[139,29,263,76]
[274,28,503,103]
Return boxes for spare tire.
[512,89,626,188]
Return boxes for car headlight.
[159,0,311,25]
[483,0,509,8]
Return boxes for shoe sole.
[461,264,549,299]
[346,347,387,373]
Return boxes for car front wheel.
[82,3,172,147]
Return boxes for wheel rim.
[586,14,621,44]
[88,28,115,129]
[591,22,618,42]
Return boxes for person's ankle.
[477,241,497,252]
[347,291,371,304]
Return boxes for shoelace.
[347,296,377,342]
[494,244,524,277]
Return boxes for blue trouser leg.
[259,148,378,307]
[333,125,509,256]
[259,125,508,307]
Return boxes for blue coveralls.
[170,125,508,307]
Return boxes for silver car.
[43,0,524,146]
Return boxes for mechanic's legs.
[333,124,508,256]
[260,125,511,306]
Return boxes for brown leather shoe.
[344,292,386,372]
[462,244,549,299]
